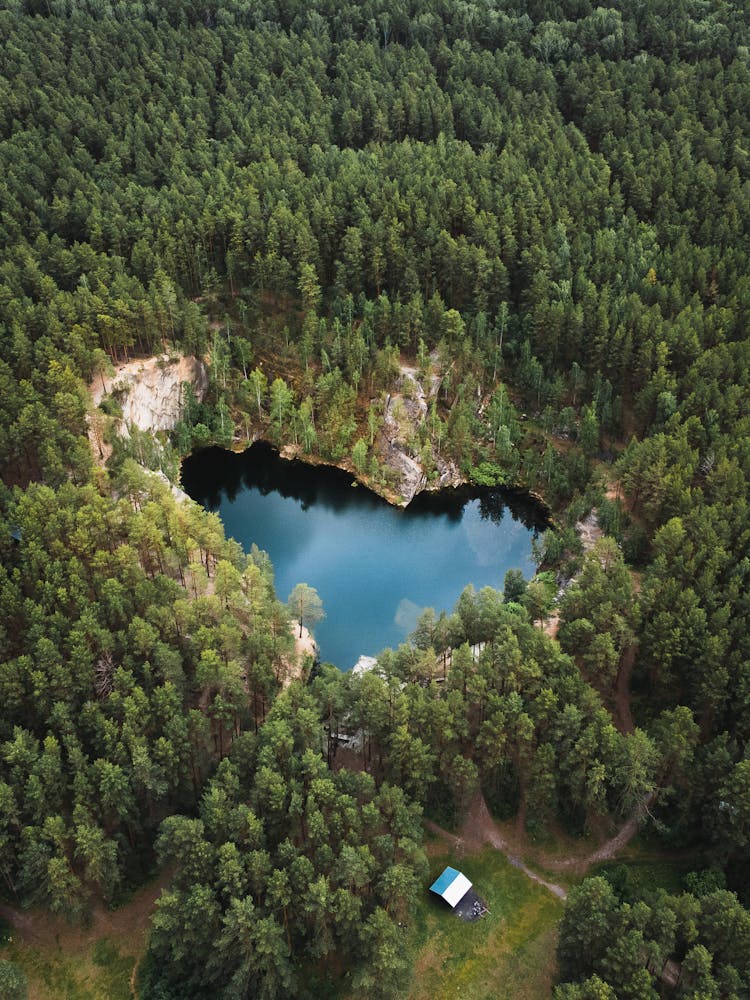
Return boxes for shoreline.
[182,436,555,527]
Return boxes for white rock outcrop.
[352,654,378,675]
[379,364,463,504]
[91,355,208,436]
[381,367,428,502]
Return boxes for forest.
[0,0,749,996]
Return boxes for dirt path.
[605,480,621,503]
[0,903,39,939]
[542,611,561,641]
[0,870,170,991]
[582,792,657,866]
[426,788,658,901]
[540,791,657,872]
[426,795,568,900]
[614,644,636,735]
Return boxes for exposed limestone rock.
[90,354,208,436]
[352,655,378,675]
[153,469,192,504]
[278,621,317,689]
[378,363,463,504]
[575,510,604,553]
[433,454,464,491]
[379,433,426,504]
[380,370,426,502]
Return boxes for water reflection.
[181,442,548,668]
[394,597,428,633]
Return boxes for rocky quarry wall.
[91,355,208,436]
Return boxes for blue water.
[181,444,546,670]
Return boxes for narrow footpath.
[425,795,568,900]
[425,789,657,902]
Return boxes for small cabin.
[429,866,473,908]
[429,866,489,922]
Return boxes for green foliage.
[503,568,528,603]
[141,690,428,998]
[287,583,325,638]
[2,928,137,1000]
[557,879,750,999]
[595,860,691,902]
[683,867,727,898]
[558,538,638,692]
[351,438,368,475]
[522,572,557,625]
[469,462,508,487]
[0,470,292,911]
[89,940,135,1000]
[0,0,750,991]
[314,584,669,837]
[0,960,27,1000]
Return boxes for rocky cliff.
[91,355,208,436]
[379,364,462,504]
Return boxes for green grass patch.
[407,846,564,1000]
[1,936,134,1000]
[592,858,692,900]
[91,938,135,996]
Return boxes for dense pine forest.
[1,0,749,996]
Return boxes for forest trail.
[0,903,39,939]
[0,870,169,969]
[604,479,622,503]
[425,794,568,900]
[426,788,657,901]
[539,790,658,872]
[578,791,658,866]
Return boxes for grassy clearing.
[1,847,566,1000]
[0,874,167,1000]
[407,845,564,1000]
[1,935,134,1000]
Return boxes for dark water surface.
[181,443,547,669]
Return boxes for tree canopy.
[0,0,749,994]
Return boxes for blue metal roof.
[430,867,461,896]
